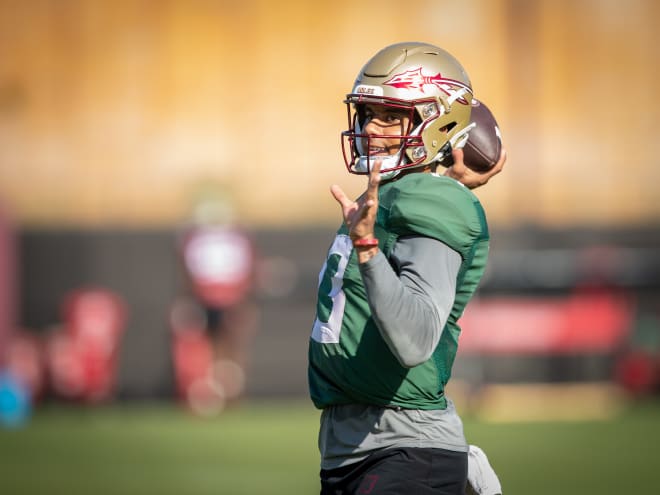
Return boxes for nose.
[363,118,384,135]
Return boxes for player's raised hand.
[331,159,382,243]
[444,148,506,190]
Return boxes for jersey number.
[311,234,352,344]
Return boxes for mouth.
[368,144,402,156]
[369,146,388,156]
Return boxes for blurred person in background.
[45,288,127,404]
[173,181,258,414]
[307,42,505,495]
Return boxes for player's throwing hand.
[444,148,506,190]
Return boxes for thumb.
[451,147,465,168]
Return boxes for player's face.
[360,103,411,157]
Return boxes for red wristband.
[353,237,379,248]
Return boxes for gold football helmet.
[341,42,474,177]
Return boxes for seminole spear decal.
[383,67,472,104]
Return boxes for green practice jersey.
[308,173,489,410]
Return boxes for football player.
[308,42,505,495]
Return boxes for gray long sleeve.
[358,235,461,368]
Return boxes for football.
[462,99,502,172]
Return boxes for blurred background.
[0,0,659,493]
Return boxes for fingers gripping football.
[462,99,502,173]
[443,99,506,189]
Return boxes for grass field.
[1,398,660,494]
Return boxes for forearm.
[358,238,459,368]
[360,252,441,367]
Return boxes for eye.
[384,112,401,124]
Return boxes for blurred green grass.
[1,398,659,494]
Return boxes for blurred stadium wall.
[16,226,660,401]
[1,0,659,401]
